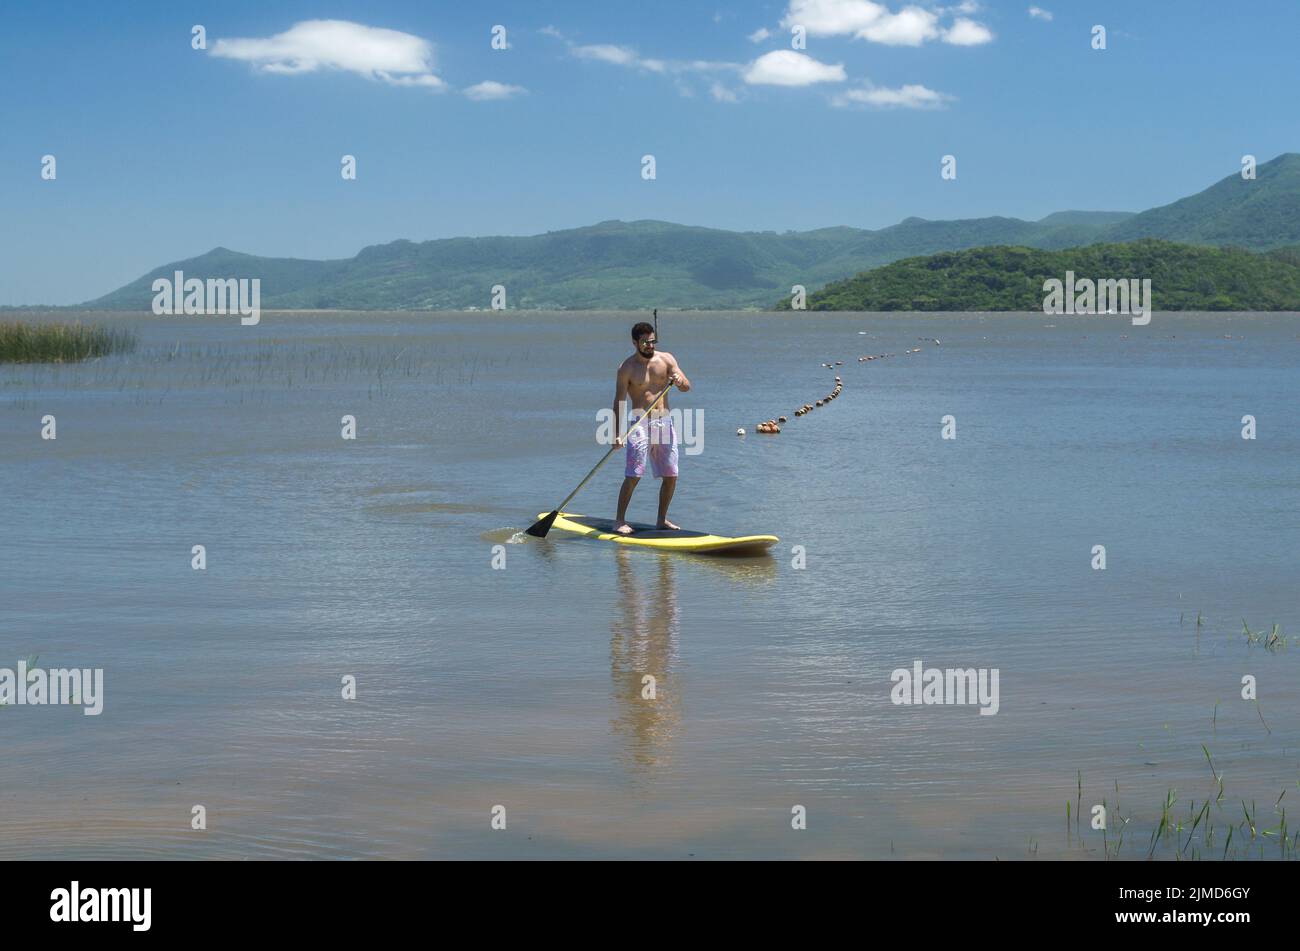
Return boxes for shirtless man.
[613,321,691,535]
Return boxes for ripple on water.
[481,527,529,544]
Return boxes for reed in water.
[0,321,137,363]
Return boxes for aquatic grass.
[1202,744,1227,806]
[1,336,513,410]
[1147,788,1177,858]
[1076,770,1083,839]
[1133,787,1290,860]
[1109,781,1129,859]
[1097,740,1300,860]
[1184,800,1211,854]
[0,321,136,363]
[1255,700,1272,735]
[13,338,484,386]
[1240,618,1289,650]
[1186,611,1287,652]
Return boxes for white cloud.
[210,19,445,89]
[553,24,874,98]
[743,49,846,86]
[710,82,740,102]
[833,82,954,108]
[573,44,639,66]
[539,25,566,39]
[380,74,445,88]
[571,44,677,74]
[463,81,527,101]
[748,27,773,43]
[780,0,993,46]
[684,60,738,73]
[1027,6,1053,21]
[859,7,940,46]
[782,0,887,37]
[563,35,738,85]
[943,17,994,44]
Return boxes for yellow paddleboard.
[541,513,778,555]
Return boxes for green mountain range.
[1103,154,1300,249]
[84,153,1300,311]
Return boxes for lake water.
[1,309,1297,859]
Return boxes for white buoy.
[737,428,745,436]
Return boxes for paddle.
[526,378,675,538]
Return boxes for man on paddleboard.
[613,321,691,535]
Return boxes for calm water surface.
[1,310,1297,859]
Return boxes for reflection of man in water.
[610,547,680,771]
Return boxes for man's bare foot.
[614,522,635,535]
[657,518,679,530]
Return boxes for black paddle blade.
[525,510,560,538]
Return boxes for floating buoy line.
[740,336,940,437]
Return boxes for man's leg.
[651,417,680,530]
[656,476,677,529]
[617,417,648,535]
[615,476,639,534]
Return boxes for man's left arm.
[668,355,691,392]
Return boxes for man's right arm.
[612,367,628,446]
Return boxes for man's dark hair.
[631,321,654,343]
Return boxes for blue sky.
[3,0,1299,304]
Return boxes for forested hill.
[782,241,1300,311]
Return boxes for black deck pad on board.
[565,515,712,539]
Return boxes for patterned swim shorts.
[624,414,679,479]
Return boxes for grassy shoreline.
[0,321,137,363]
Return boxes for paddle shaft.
[546,379,674,516]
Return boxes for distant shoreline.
[3,307,1298,319]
